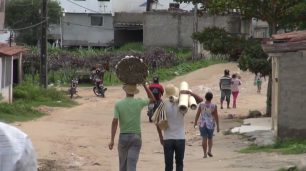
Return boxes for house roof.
[0,43,27,56]
[262,30,306,53]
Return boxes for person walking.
[0,122,37,171]
[255,72,263,93]
[219,69,232,109]
[231,73,241,108]
[194,92,220,158]
[109,83,156,171]
[148,76,164,122]
[156,84,203,171]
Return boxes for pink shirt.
[231,78,241,92]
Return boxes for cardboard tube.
[178,81,189,114]
[189,95,197,110]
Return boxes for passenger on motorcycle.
[148,76,164,122]
[90,65,105,85]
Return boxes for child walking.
[231,74,241,108]
[194,92,220,158]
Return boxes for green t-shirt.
[114,97,149,134]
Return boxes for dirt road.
[18,63,303,171]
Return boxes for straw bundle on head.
[115,56,148,84]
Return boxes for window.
[91,16,103,26]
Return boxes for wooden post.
[40,0,48,88]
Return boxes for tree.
[176,0,306,116]
[5,0,62,45]
[192,27,245,60]
[176,0,306,34]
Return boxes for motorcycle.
[93,78,107,97]
[68,78,78,98]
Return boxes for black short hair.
[224,69,230,76]
[205,92,213,101]
[153,76,159,83]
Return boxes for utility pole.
[40,0,48,88]
[192,3,198,60]
[146,0,151,12]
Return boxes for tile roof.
[262,30,306,53]
[0,43,27,56]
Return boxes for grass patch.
[154,59,225,81]
[116,42,145,52]
[0,83,76,123]
[240,139,306,154]
[0,102,44,123]
[277,167,299,171]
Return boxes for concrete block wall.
[277,51,306,138]
[144,11,241,48]
[62,13,114,47]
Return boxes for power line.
[0,20,47,32]
[65,0,102,14]
[10,20,47,31]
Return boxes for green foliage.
[116,42,145,52]
[155,59,224,81]
[176,0,306,34]
[238,39,270,77]
[240,139,306,155]
[0,81,76,122]
[13,82,76,107]
[0,102,44,123]
[5,0,62,45]
[193,27,245,60]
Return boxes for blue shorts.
[199,126,214,139]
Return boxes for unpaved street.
[17,63,305,171]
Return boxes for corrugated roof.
[0,43,27,56]
[262,30,306,53]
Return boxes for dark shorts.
[199,126,214,139]
[221,89,231,101]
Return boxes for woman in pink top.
[231,74,241,108]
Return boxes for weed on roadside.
[240,139,306,154]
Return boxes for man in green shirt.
[109,83,156,171]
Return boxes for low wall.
[144,11,241,48]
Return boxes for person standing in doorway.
[219,69,232,109]
[194,92,220,158]
[109,83,156,171]
[156,84,203,171]
[231,73,241,108]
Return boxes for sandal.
[207,153,213,157]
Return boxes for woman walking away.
[194,92,220,158]
[231,74,241,108]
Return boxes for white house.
[0,43,26,103]
[51,0,194,47]
[111,0,193,13]
[51,0,114,47]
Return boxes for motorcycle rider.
[90,64,107,95]
[148,76,164,122]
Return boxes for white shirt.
[0,122,37,171]
[163,100,185,140]
[231,78,241,92]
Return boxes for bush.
[13,83,75,107]
[238,39,271,77]
[192,27,245,60]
